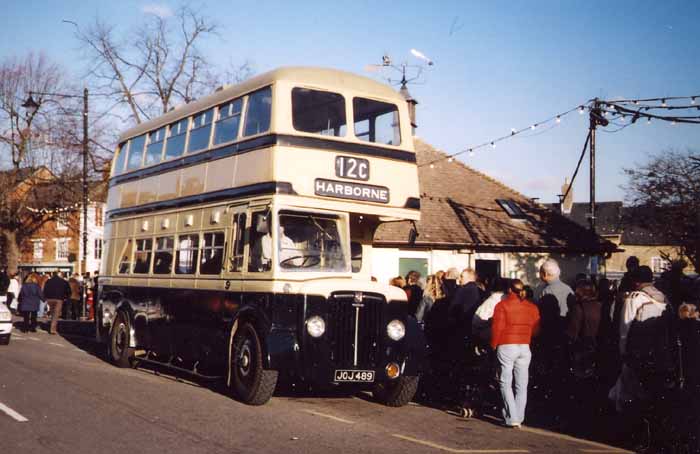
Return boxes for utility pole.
[82,87,89,318]
[588,99,608,234]
[589,100,597,234]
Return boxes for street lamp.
[23,88,90,318]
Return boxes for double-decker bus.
[97,67,423,406]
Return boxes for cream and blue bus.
[97,67,423,406]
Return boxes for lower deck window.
[133,238,153,273]
[153,236,174,274]
[176,234,200,274]
[200,232,225,274]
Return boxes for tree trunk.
[1,230,19,275]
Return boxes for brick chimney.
[561,177,573,214]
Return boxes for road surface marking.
[579,450,631,453]
[12,336,25,340]
[392,434,528,453]
[515,426,631,453]
[48,342,64,347]
[26,337,40,341]
[301,409,355,424]
[0,402,28,422]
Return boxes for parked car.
[0,303,12,345]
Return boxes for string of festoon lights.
[421,94,700,168]
[26,199,93,215]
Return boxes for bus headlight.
[386,319,405,341]
[306,316,326,338]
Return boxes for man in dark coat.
[43,271,71,334]
[449,269,484,341]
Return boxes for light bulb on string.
[530,124,536,130]
[647,117,651,125]
[429,163,435,169]
[671,120,676,125]
[511,128,516,135]
[579,106,585,114]
[468,149,474,157]
[661,99,667,107]
[556,116,561,123]
[692,97,697,105]
[490,142,496,149]
[634,100,639,105]
[448,157,453,163]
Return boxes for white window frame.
[32,239,44,260]
[55,238,70,261]
[56,211,69,231]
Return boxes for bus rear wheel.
[109,311,135,368]
[373,375,419,407]
[230,322,278,405]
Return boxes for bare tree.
[74,5,234,125]
[0,52,86,273]
[624,149,700,271]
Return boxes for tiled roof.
[374,139,616,253]
[546,202,674,246]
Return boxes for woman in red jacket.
[491,279,540,428]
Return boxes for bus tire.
[230,322,278,405]
[373,375,419,407]
[109,311,135,368]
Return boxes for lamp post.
[23,88,89,318]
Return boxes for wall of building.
[19,203,105,276]
[371,247,595,287]
[606,244,696,274]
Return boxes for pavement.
[0,317,633,454]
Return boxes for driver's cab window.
[277,211,347,272]
[248,210,272,272]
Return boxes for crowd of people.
[390,257,700,453]
[0,269,96,334]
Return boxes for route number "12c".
[336,156,369,181]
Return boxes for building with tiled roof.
[545,200,695,275]
[370,139,617,286]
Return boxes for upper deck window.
[292,88,346,137]
[187,108,214,153]
[214,99,243,145]
[144,127,166,166]
[126,134,147,171]
[113,142,128,175]
[164,118,189,160]
[353,98,401,146]
[243,87,272,137]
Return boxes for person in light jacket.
[17,273,43,332]
[491,279,541,428]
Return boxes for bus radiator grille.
[327,292,384,368]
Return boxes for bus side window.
[248,211,271,272]
[117,239,134,274]
[200,231,225,274]
[133,238,153,274]
[153,236,174,274]
[230,212,246,272]
[175,234,200,274]
[243,87,272,137]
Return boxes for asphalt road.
[0,319,631,454]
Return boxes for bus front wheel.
[229,322,278,405]
[109,311,135,368]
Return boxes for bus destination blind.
[315,178,389,204]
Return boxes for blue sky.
[2,0,699,203]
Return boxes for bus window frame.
[186,108,215,154]
[113,141,129,176]
[199,229,226,275]
[213,97,245,147]
[227,206,248,274]
[163,117,191,161]
[175,232,200,275]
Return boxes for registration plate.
[334,369,375,383]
